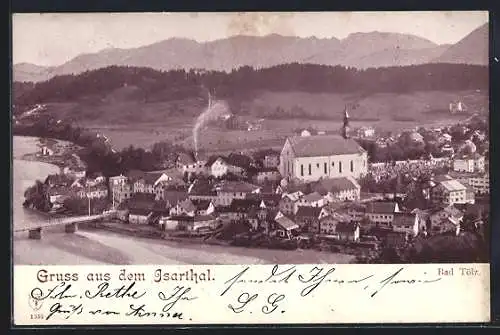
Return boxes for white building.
[392,212,419,237]
[453,153,485,173]
[365,201,400,228]
[316,176,361,202]
[177,152,208,175]
[279,134,368,182]
[210,157,244,178]
[431,179,469,206]
[468,172,490,195]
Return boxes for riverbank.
[18,136,85,170]
[13,136,357,264]
[85,220,357,263]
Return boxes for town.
[21,107,489,262]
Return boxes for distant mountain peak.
[13,26,487,83]
[433,22,488,65]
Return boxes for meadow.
[44,89,487,153]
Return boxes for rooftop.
[177,199,196,212]
[163,190,189,206]
[216,181,260,193]
[229,198,262,212]
[295,206,322,219]
[392,212,417,227]
[439,179,466,192]
[129,208,152,216]
[287,135,365,157]
[314,177,359,195]
[366,201,397,214]
[274,215,299,230]
[191,199,213,211]
[282,191,304,202]
[301,192,324,203]
[335,222,358,233]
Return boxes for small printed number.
[31,314,44,319]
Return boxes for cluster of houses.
[43,171,109,211]
[37,110,488,251]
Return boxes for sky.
[12,11,488,66]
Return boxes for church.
[279,107,368,182]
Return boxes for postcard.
[11,11,491,325]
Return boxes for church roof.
[288,135,364,157]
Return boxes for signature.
[158,286,198,312]
[221,265,441,299]
[85,282,146,299]
[30,282,77,302]
[46,303,83,320]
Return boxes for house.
[345,202,367,223]
[109,174,131,205]
[335,222,360,242]
[392,212,419,237]
[214,181,261,207]
[279,134,368,182]
[253,167,281,184]
[190,215,217,232]
[273,215,299,239]
[77,184,109,199]
[453,153,484,173]
[86,172,106,186]
[365,201,400,228]
[294,206,322,233]
[411,208,430,232]
[429,215,461,236]
[429,205,463,232]
[279,191,304,215]
[191,199,216,216]
[295,192,326,210]
[128,208,153,225]
[176,152,208,176]
[246,192,280,208]
[159,215,191,231]
[169,198,196,217]
[430,179,469,206]
[356,126,375,138]
[47,186,70,205]
[63,166,86,179]
[263,151,280,169]
[320,212,352,236]
[148,200,171,224]
[45,174,74,188]
[314,176,361,202]
[467,172,490,195]
[154,179,186,200]
[125,193,156,218]
[209,157,245,178]
[220,198,265,222]
[133,172,172,194]
[40,146,54,156]
[111,182,132,207]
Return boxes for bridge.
[14,212,116,239]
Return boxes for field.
[42,89,487,153]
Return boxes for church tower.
[341,105,350,139]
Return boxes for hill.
[13,62,56,83]
[14,31,455,83]
[13,63,488,109]
[11,63,488,152]
[433,23,488,65]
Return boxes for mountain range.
[13,23,488,83]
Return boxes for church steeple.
[341,105,350,139]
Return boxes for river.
[12,136,355,265]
